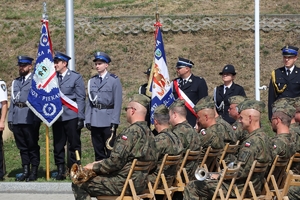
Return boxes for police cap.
[176,57,194,68]
[281,45,299,57]
[17,56,34,66]
[54,52,71,62]
[93,51,111,63]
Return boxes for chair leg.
[129,179,138,200]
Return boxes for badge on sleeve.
[200,129,206,135]
[122,135,128,140]
[245,142,251,147]
[232,125,237,130]
[1,84,6,92]
[273,144,277,149]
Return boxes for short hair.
[273,111,291,126]
[154,112,170,125]
[169,106,187,117]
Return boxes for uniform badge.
[273,144,277,149]
[200,129,206,135]
[188,79,192,83]
[1,84,6,92]
[232,126,237,130]
[122,135,128,140]
[245,142,251,147]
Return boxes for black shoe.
[27,165,38,182]
[16,165,30,181]
[56,164,66,180]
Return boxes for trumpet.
[194,167,221,181]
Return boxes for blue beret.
[54,52,71,62]
[281,45,299,57]
[93,52,111,63]
[176,57,194,68]
[17,56,34,66]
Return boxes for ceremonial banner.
[149,23,174,124]
[26,20,63,127]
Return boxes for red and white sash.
[173,79,197,117]
[60,91,78,113]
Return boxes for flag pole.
[42,2,50,181]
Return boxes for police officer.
[268,45,300,120]
[53,52,86,180]
[8,56,40,181]
[0,78,7,181]
[85,52,122,161]
[214,64,246,124]
[172,57,208,127]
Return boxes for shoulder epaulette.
[110,73,118,79]
[71,70,80,75]
[91,74,98,78]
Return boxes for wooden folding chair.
[280,170,300,199]
[96,159,155,200]
[199,146,223,172]
[219,141,240,168]
[152,154,182,200]
[287,152,300,174]
[226,160,269,200]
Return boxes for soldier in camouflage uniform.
[228,95,248,142]
[183,99,271,200]
[270,100,296,160]
[148,105,184,187]
[72,94,158,199]
[215,111,237,144]
[291,97,300,152]
[169,99,201,180]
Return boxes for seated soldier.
[72,94,158,199]
[168,99,201,180]
[148,105,184,187]
[228,95,248,143]
[215,108,237,144]
[270,100,296,160]
[183,99,271,200]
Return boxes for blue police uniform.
[85,52,122,161]
[8,56,40,181]
[52,52,86,180]
[268,46,300,120]
[172,57,208,127]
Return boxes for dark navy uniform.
[85,52,122,161]
[8,56,40,181]
[268,46,300,120]
[0,79,7,181]
[52,52,86,180]
[173,67,208,127]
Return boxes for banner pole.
[45,124,50,180]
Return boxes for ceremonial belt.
[173,80,198,118]
[93,104,114,109]
[60,91,78,113]
[15,102,28,108]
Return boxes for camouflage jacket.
[290,122,300,152]
[232,120,248,143]
[270,133,296,160]
[216,116,237,144]
[199,123,225,150]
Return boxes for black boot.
[27,165,38,181]
[16,165,30,181]
[56,164,66,180]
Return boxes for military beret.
[131,94,150,108]
[272,97,293,109]
[17,55,34,66]
[169,99,185,109]
[93,51,111,63]
[272,104,296,118]
[194,96,215,113]
[54,52,71,62]
[219,64,236,75]
[281,45,298,57]
[154,104,169,115]
[238,99,265,113]
[228,95,246,105]
[292,97,300,113]
[176,57,194,68]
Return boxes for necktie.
[99,76,102,84]
[224,87,228,94]
[59,75,63,83]
[21,76,25,85]
[287,69,291,76]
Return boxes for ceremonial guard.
[53,52,86,180]
[8,56,40,181]
[0,78,7,181]
[268,45,300,120]
[85,52,122,161]
[214,64,246,124]
[172,57,208,127]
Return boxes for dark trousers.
[52,118,81,168]
[91,126,113,161]
[0,131,4,178]
[13,124,40,166]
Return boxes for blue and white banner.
[150,25,174,124]
[26,21,63,127]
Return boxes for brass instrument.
[194,167,221,181]
[70,150,96,185]
[105,125,116,150]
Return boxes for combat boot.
[27,165,38,181]
[56,164,66,180]
[16,165,30,181]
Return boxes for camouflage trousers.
[288,186,300,200]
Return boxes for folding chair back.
[96,159,155,200]
[287,152,300,174]
[281,170,300,198]
[219,141,240,167]
[152,154,182,200]
[199,146,223,172]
